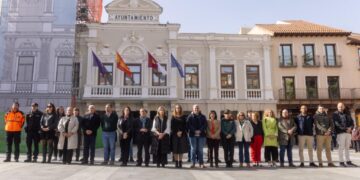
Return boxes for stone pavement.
[1,146,360,180]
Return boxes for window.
[328,76,340,99]
[185,65,199,89]
[98,64,113,86]
[72,62,80,88]
[280,44,294,66]
[306,76,318,99]
[283,77,295,100]
[56,57,73,82]
[303,44,315,66]
[325,44,336,66]
[220,65,234,89]
[246,65,260,89]
[124,64,141,86]
[17,56,34,82]
[152,64,167,86]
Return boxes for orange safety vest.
[4,111,25,132]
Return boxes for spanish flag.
[115,52,132,77]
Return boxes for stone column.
[2,37,16,81]
[209,45,217,99]
[169,45,178,98]
[38,37,52,80]
[263,45,274,99]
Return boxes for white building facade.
[0,0,76,111]
[76,0,276,117]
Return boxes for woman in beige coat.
[58,107,79,164]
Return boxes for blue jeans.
[189,136,206,164]
[102,131,116,162]
[238,141,250,163]
[280,144,293,164]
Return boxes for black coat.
[101,112,118,132]
[82,113,101,136]
[171,115,189,154]
[133,117,152,143]
[151,116,170,155]
[25,110,43,133]
[39,113,58,139]
[295,114,314,136]
[186,113,207,137]
[118,116,134,139]
[333,111,354,134]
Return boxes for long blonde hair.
[172,104,183,117]
[156,106,167,118]
[263,109,275,119]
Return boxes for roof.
[347,33,360,45]
[255,20,351,36]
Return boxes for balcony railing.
[15,82,32,93]
[184,89,200,100]
[220,89,237,100]
[302,55,321,67]
[246,89,263,100]
[278,88,359,100]
[120,87,142,97]
[279,56,297,68]
[91,86,113,96]
[55,82,72,94]
[148,87,170,97]
[324,55,342,67]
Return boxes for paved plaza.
[0,147,360,180]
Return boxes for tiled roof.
[348,33,360,45]
[256,20,351,36]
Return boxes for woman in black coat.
[171,104,189,168]
[151,106,171,168]
[118,106,133,166]
[40,103,58,163]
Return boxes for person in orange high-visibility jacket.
[3,102,25,162]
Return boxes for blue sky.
[102,0,360,34]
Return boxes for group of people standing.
[3,101,359,168]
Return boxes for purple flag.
[92,51,108,75]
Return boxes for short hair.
[105,104,113,108]
[73,107,80,111]
[13,102,20,106]
[139,108,147,113]
[251,112,260,120]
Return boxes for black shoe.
[136,163,141,167]
[175,161,179,168]
[3,159,10,162]
[118,158,122,162]
[328,163,336,167]
[109,161,115,166]
[32,159,37,163]
[129,158,135,163]
[299,163,304,167]
[280,163,285,167]
[319,163,323,167]
[162,164,165,168]
[81,161,88,165]
[24,159,31,163]
[346,161,357,167]
[120,163,127,166]
[179,161,182,168]
[90,161,94,165]
[145,164,149,167]
[340,162,347,167]
[15,159,19,162]
[309,162,318,167]
[101,161,108,165]
[157,163,161,168]
[289,163,296,167]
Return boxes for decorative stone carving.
[17,39,38,56]
[122,46,145,61]
[123,32,144,43]
[243,49,261,59]
[217,48,235,59]
[55,40,74,56]
[181,49,201,63]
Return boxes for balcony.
[84,86,175,99]
[15,82,33,93]
[279,56,297,68]
[184,89,200,100]
[91,86,113,96]
[246,89,263,100]
[324,55,342,67]
[120,87,142,97]
[220,89,237,100]
[55,82,72,94]
[148,87,170,97]
[278,88,360,101]
[302,55,321,67]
